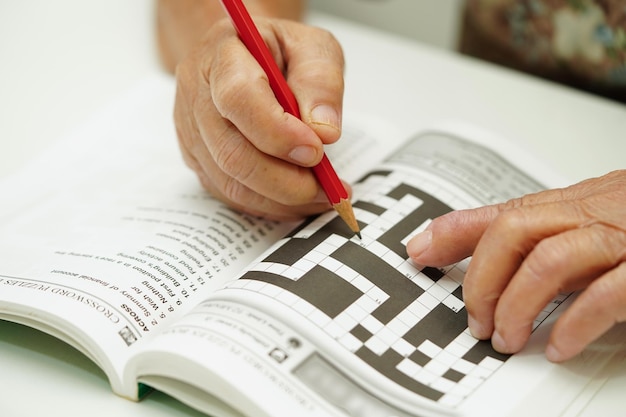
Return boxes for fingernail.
[545,344,564,362]
[289,145,318,165]
[467,314,487,339]
[491,330,508,353]
[407,230,432,258]
[310,104,340,131]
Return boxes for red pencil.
[219,0,360,238]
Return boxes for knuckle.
[209,44,266,117]
[212,136,256,183]
[211,72,254,119]
[490,207,527,233]
[220,178,276,219]
[310,27,343,58]
[589,225,626,265]
[523,238,567,284]
[221,176,250,207]
[499,196,524,211]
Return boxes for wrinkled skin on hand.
[173,17,347,221]
[407,169,626,362]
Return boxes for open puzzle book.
[0,75,620,417]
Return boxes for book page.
[127,299,352,417]
[0,74,401,398]
[0,76,284,396]
[153,124,606,416]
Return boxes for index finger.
[408,185,581,267]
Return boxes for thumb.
[407,206,499,266]
[279,22,345,144]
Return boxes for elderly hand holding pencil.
[164,0,348,222]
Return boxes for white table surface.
[1,1,625,416]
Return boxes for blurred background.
[310,0,463,50]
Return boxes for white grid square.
[392,337,416,357]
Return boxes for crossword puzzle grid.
[226,170,569,406]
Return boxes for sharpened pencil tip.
[355,232,362,240]
[333,198,360,240]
